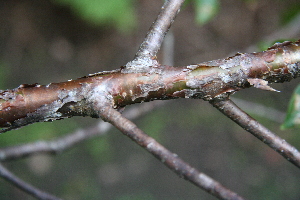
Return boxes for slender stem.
[0,101,165,161]
[135,0,184,59]
[210,98,300,168]
[0,126,107,160]
[99,106,245,200]
[0,163,61,200]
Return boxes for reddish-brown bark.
[1,40,300,133]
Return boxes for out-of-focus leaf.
[281,85,300,129]
[281,3,300,26]
[141,109,167,142]
[86,136,112,163]
[194,0,219,25]
[52,0,136,33]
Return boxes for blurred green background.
[0,0,300,199]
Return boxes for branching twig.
[134,0,184,59]
[0,163,61,200]
[99,106,245,200]
[210,98,300,168]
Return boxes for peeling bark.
[1,40,300,133]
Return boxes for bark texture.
[1,40,300,133]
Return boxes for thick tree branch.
[99,106,245,200]
[134,0,184,59]
[210,98,300,168]
[1,40,300,133]
[0,163,61,200]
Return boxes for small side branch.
[0,101,165,161]
[0,163,61,200]
[210,98,300,168]
[100,106,245,200]
[135,0,184,59]
[0,124,109,161]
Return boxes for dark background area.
[0,0,300,199]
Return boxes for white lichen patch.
[122,57,159,74]
[219,56,243,70]
[220,73,232,83]
[58,89,81,103]
[86,81,115,108]
[9,100,66,129]
[90,84,108,100]
[0,91,19,101]
[182,89,202,99]
[139,83,163,93]
[186,65,199,70]
[284,49,300,64]
[186,77,212,89]
[148,66,163,75]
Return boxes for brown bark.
[1,40,300,133]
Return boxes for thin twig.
[0,163,62,200]
[99,106,245,200]
[134,0,184,59]
[210,98,300,168]
[0,125,108,160]
[0,101,166,161]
